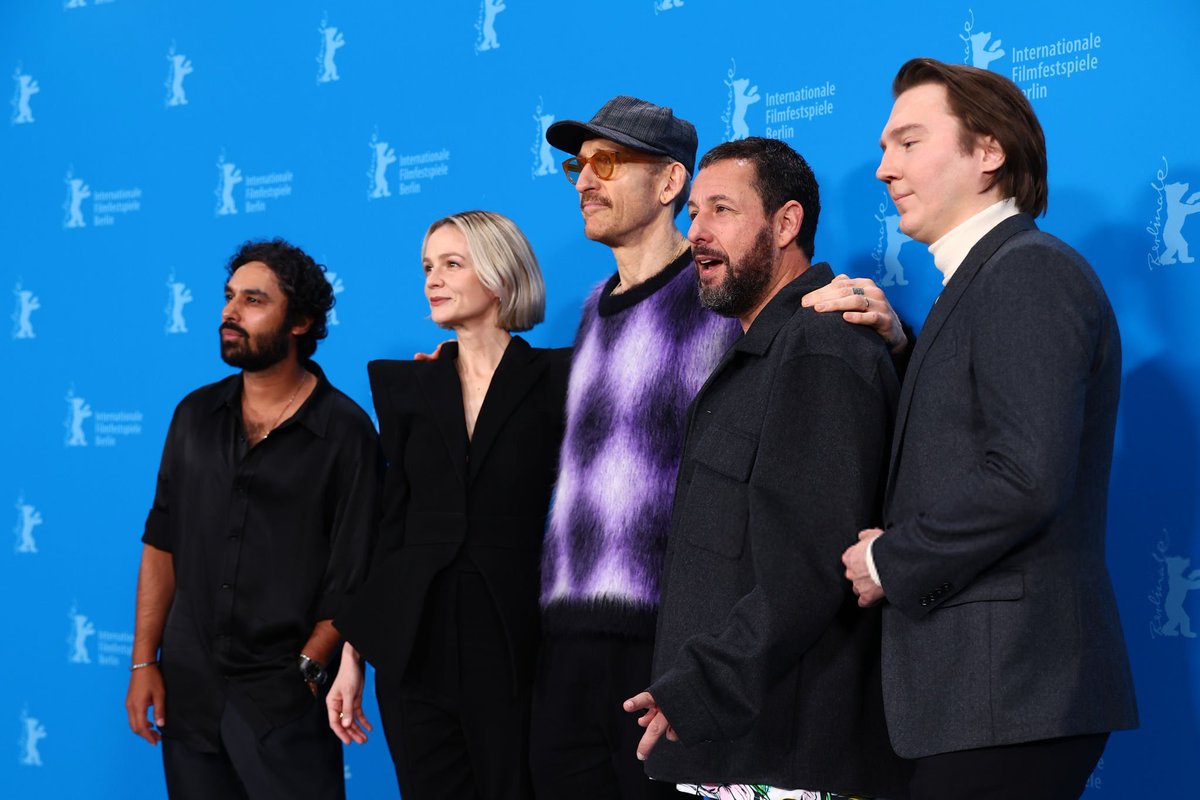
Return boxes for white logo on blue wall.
[63,170,90,229]
[1148,157,1200,268]
[872,199,912,288]
[215,153,242,215]
[12,281,39,340]
[64,0,86,9]
[19,708,46,767]
[1150,529,1200,638]
[959,11,1099,101]
[327,272,345,326]
[165,272,192,334]
[960,10,1005,71]
[68,604,95,663]
[653,0,684,14]
[64,388,92,447]
[531,99,557,178]
[14,494,42,554]
[475,0,506,53]
[368,132,397,199]
[722,59,759,142]
[62,387,142,447]
[11,65,39,125]
[317,17,345,83]
[165,44,193,107]
[64,606,133,665]
[215,151,293,214]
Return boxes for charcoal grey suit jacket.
[873,213,1139,759]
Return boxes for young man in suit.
[842,57,1139,799]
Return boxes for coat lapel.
[468,336,548,484]
[885,214,1036,497]
[416,342,469,489]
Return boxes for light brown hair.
[893,57,1048,216]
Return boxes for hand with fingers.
[801,274,908,355]
[623,691,679,761]
[325,642,373,745]
[842,528,887,608]
[413,340,452,361]
[125,663,166,745]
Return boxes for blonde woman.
[329,211,569,799]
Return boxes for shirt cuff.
[865,537,883,590]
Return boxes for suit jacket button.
[920,597,931,607]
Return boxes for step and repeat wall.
[3,0,1197,796]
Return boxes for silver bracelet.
[130,660,159,671]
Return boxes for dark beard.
[219,320,291,372]
[696,225,774,318]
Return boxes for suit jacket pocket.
[679,426,757,559]
[939,568,1024,608]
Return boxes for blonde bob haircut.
[422,210,546,332]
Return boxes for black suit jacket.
[646,265,909,796]
[874,214,1139,759]
[335,337,570,694]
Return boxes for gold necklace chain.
[258,373,309,442]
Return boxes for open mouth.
[694,249,726,278]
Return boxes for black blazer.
[874,214,1139,758]
[335,337,570,694]
[646,266,909,796]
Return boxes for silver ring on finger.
[864,296,871,311]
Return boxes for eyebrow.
[693,193,735,206]
[881,122,926,148]
[225,284,270,298]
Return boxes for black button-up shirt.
[142,362,382,751]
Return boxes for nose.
[425,265,442,289]
[687,212,709,246]
[574,160,599,194]
[222,295,238,321]
[876,147,897,184]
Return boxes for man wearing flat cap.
[532,95,732,800]
[531,97,906,799]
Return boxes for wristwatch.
[298,654,328,686]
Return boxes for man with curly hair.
[124,239,382,799]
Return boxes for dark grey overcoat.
[646,263,910,797]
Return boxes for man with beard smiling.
[125,239,381,799]
[624,138,907,799]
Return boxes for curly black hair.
[226,238,334,360]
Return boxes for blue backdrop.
[4,1,1198,796]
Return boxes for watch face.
[300,656,327,684]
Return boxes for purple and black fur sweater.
[540,252,741,639]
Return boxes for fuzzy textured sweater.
[540,252,741,639]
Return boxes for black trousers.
[161,694,344,800]
[376,569,533,800]
[909,732,1109,800]
[530,634,678,800]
